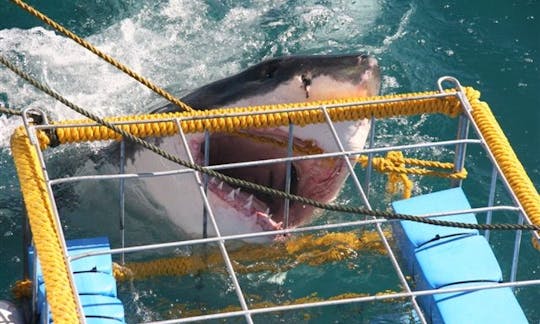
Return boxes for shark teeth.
[243,195,254,210]
[227,189,236,201]
[212,181,267,215]
[227,188,242,201]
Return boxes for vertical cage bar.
[175,120,254,324]
[451,114,469,187]
[484,166,498,242]
[119,139,126,264]
[510,214,523,284]
[202,130,210,238]
[283,122,294,228]
[363,116,376,198]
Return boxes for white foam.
[267,271,288,285]
[382,75,400,92]
[0,0,386,148]
[381,4,415,48]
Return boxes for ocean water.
[0,0,538,322]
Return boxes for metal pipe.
[364,116,376,198]
[202,130,210,238]
[283,122,294,228]
[48,138,483,186]
[21,108,87,324]
[119,139,126,264]
[510,214,524,284]
[484,166,498,242]
[175,120,254,324]
[146,279,540,324]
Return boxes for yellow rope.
[465,87,540,243]
[112,230,389,281]
[168,291,378,319]
[357,151,467,199]
[40,89,462,146]
[10,128,82,323]
[9,0,193,112]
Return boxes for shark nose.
[359,54,378,68]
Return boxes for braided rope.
[47,89,462,144]
[10,128,82,323]
[0,105,22,116]
[110,231,384,281]
[357,151,467,199]
[465,87,540,240]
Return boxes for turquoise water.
[0,0,538,322]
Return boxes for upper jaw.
[189,129,329,229]
[189,123,357,234]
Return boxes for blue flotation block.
[391,187,527,323]
[29,237,125,323]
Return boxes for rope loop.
[357,151,468,199]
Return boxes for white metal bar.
[283,122,294,228]
[145,279,540,324]
[202,130,210,238]
[510,214,524,283]
[174,119,254,324]
[48,138,483,186]
[484,166,498,242]
[21,109,87,324]
[363,115,377,196]
[69,204,521,261]
[119,139,126,264]
[453,116,469,187]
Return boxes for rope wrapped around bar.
[464,87,540,243]
[46,89,462,145]
[10,127,82,323]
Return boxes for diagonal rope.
[8,0,194,112]
[2,54,539,232]
[0,105,23,116]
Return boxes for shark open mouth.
[139,54,380,238]
[191,129,344,231]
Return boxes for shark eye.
[301,74,312,86]
[300,74,312,99]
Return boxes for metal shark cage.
[9,77,540,323]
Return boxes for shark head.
[131,54,380,241]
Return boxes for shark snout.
[357,55,380,96]
[359,54,378,68]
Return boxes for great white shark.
[119,54,380,241]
